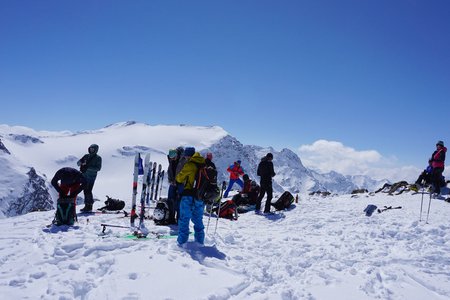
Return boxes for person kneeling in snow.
[175,148,206,246]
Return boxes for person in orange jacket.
[224,160,244,198]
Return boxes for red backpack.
[218,200,238,220]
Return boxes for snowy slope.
[1,192,449,299]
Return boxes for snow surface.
[1,192,450,299]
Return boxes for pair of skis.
[131,153,166,234]
[130,153,153,231]
[146,162,164,205]
[107,153,166,238]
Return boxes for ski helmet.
[153,207,166,221]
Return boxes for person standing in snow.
[77,144,102,212]
[175,148,206,246]
[205,152,216,170]
[173,146,187,223]
[430,140,447,196]
[223,160,244,198]
[167,149,180,224]
[256,153,276,213]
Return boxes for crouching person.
[175,148,206,246]
[51,167,86,225]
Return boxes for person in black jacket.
[256,153,276,213]
[77,144,102,212]
[205,152,216,170]
[167,149,180,224]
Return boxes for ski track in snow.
[1,193,450,299]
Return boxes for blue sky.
[1,0,449,180]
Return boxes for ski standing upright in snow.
[139,153,151,228]
[145,161,153,205]
[158,170,165,201]
[130,153,140,228]
[154,164,162,201]
[149,162,157,202]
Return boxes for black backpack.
[98,196,125,211]
[53,197,77,226]
[271,191,295,210]
[195,165,220,204]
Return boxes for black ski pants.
[431,167,444,194]
[256,183,273,213]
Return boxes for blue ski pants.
[224,178,244,198]
[177,195,205,245]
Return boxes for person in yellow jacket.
[175,148,206,246]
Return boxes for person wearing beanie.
[175,152,206,246]
[430,140,447,196]
[224,160,245,198]
[256,153,276,213]
[205,152,216,170]
[77,144,102,212]
[174,146,195,222]
[166,149,181,224]
[237,174,260,206]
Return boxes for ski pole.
[206,185,223,235]
[205,199,214,235]
[419,186,424,222]
[213,181,227,237]
[426,192,432,223]
[101,223,130,233]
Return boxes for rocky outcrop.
[7,168,53,216]
[0,138,11,155]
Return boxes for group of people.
[51,139,447,246]
[414,140,447,196]
[50,144,102,225]
[166,146,276,246]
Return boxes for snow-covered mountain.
[0,122,387,218]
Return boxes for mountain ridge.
[0,121,388,218]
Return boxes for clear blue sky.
[1,0,449,172]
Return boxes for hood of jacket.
[89,144,99,155]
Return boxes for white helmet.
[153,207,166,221]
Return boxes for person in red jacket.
[223,160,244,198]
[430,140,447,195]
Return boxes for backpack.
[153,199,170,225]
[98,196,125,211]
[217,200,238,220]
[195,165,220,204]
[364,204,378,217]
[271,191,295,210]
[53,197,77,226]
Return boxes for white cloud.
[298,139,421,182]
